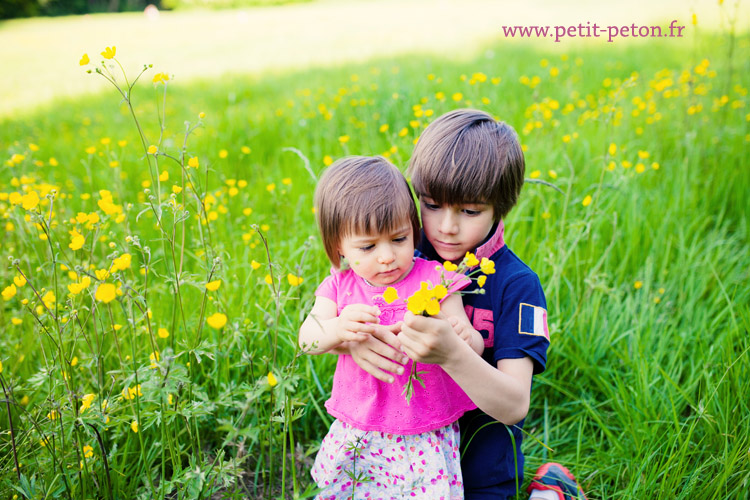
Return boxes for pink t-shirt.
[315,257,477,434]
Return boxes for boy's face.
[337,222,415,286]
[420,196,495,263]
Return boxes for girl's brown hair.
[315,156,420,267]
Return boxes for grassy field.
[1,4,749,500]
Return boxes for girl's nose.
[378,247,395,264]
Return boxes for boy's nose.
[439,213,459,234]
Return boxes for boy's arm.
[298,297,381,353]
[439,294,484,355]
[399,312,533,425]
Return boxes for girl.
[299,155,484,500]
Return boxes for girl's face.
[419,196,495,263]
[337,221,415,287]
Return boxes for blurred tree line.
[0,0,161,19]
[1,0,310,19]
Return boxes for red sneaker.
[527,462,587,500]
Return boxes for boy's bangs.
[415,152,497,206]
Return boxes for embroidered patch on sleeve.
[518,303,549,340]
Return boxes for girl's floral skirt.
[311,419,463,500]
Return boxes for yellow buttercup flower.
[80,394,96,413]
[112,253,132,272]
[130,420,139,433]
[188,157,199,168]
[13,275,26,287]
[158,328,169,339]
[101,46,116,59]
[83,445,94,458]
[477,275,487,288]
[406,284,442,316]
[95,283,116,304]
[608,143,617,156]
[22,191,40,210]
[69,229,85,251]
[287,274,303,286]
[152,72,170,84]
[148,145,158,154]
[251,260,261,270]
[582,195,592,207]
[634,281,643,290]
[267,372,278,387]
[442,261,458,272]
[205,280,221,291]
[264,274,273,285]
[2,284,17,301]
[463,252,479,267]
[432,284,448,300]
[383,287,399,304]
[479,257,496,275]
[79,53,90,66]
[206,312,228,329]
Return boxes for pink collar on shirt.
[474,220,506,260]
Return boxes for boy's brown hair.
[407,108,525,221]
[315,156,420,268]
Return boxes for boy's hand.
[399,311,464,366]
[348,324,409,383]
[336,304,380,342]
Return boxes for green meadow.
[1,6,749,500]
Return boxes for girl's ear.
[339,256,350,271]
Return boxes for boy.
[348,109,585,499]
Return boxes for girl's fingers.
[356,358,395,383]
[365,341,408,369]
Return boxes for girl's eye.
[423,202,439,210]
[393,236,407,243]
[359,245,374,252]
[463,209,481,216]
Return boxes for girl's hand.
[336,304,380,342]
[448,316,471,343]
[448,316,485,355]
[348,324,409,383]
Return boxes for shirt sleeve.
[493,272,549,374]
[314,271,339,304]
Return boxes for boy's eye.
[462,209,481,216]
[359,244,374,252]
[392,236,407,243]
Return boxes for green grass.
[0,18,749,500]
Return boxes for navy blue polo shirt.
[418,222,550,499]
